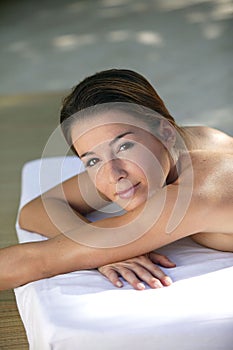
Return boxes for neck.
[166,149,180,185]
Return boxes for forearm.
[20,184,205,253]
[65,185,204,250]
[0,236,123,291]
[0,243,46,291]
[0,196,168,291]
[4,185,207,292]
[46,187,207,277]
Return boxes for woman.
[0,69,232,291]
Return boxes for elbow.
[18,205,26,229]
[18,203,31,231]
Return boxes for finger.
[149,252,176,268]
[118,267,146,290]
[126,264,164,289]
[149,264,173,286]
[133,260,173,287]
[99,267,123,288]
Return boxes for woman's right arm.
[1,182,208,291]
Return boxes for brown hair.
[60,69,183,151]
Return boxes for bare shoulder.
[184,125,232,139]
[180,149,233,180]
[188,150,233,189]
[184,125,233,152]
[185,150,233,236]
[182,149,233,251]
[202,126,233,145]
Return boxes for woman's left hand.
[98,252,176,290]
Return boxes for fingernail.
[163,276,172,286]
[116,281,123,287]
[137,283,145,290]
[153,281,163,288]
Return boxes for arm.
[1,184,206,291]
[19,170,110,238]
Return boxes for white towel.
[15,157,233,350]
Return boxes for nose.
[103,159,128,184]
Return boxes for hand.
[98,252,176,291]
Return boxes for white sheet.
[15,157,233,350]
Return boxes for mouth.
[116,182,140,199]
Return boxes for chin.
[119,195,148,212]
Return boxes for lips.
[116,182,140,199]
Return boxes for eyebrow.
[80,131,134,159]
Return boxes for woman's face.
[71,111,173,211]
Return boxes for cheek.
[137,153,166,189]
[89,168,111,196]
[88,169,101,188]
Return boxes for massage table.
[15,156,233,349]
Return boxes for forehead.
[71,110,151,151]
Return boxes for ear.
[158,119,176,148]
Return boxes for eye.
[85,158,100,168]
[118,141,134,152]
